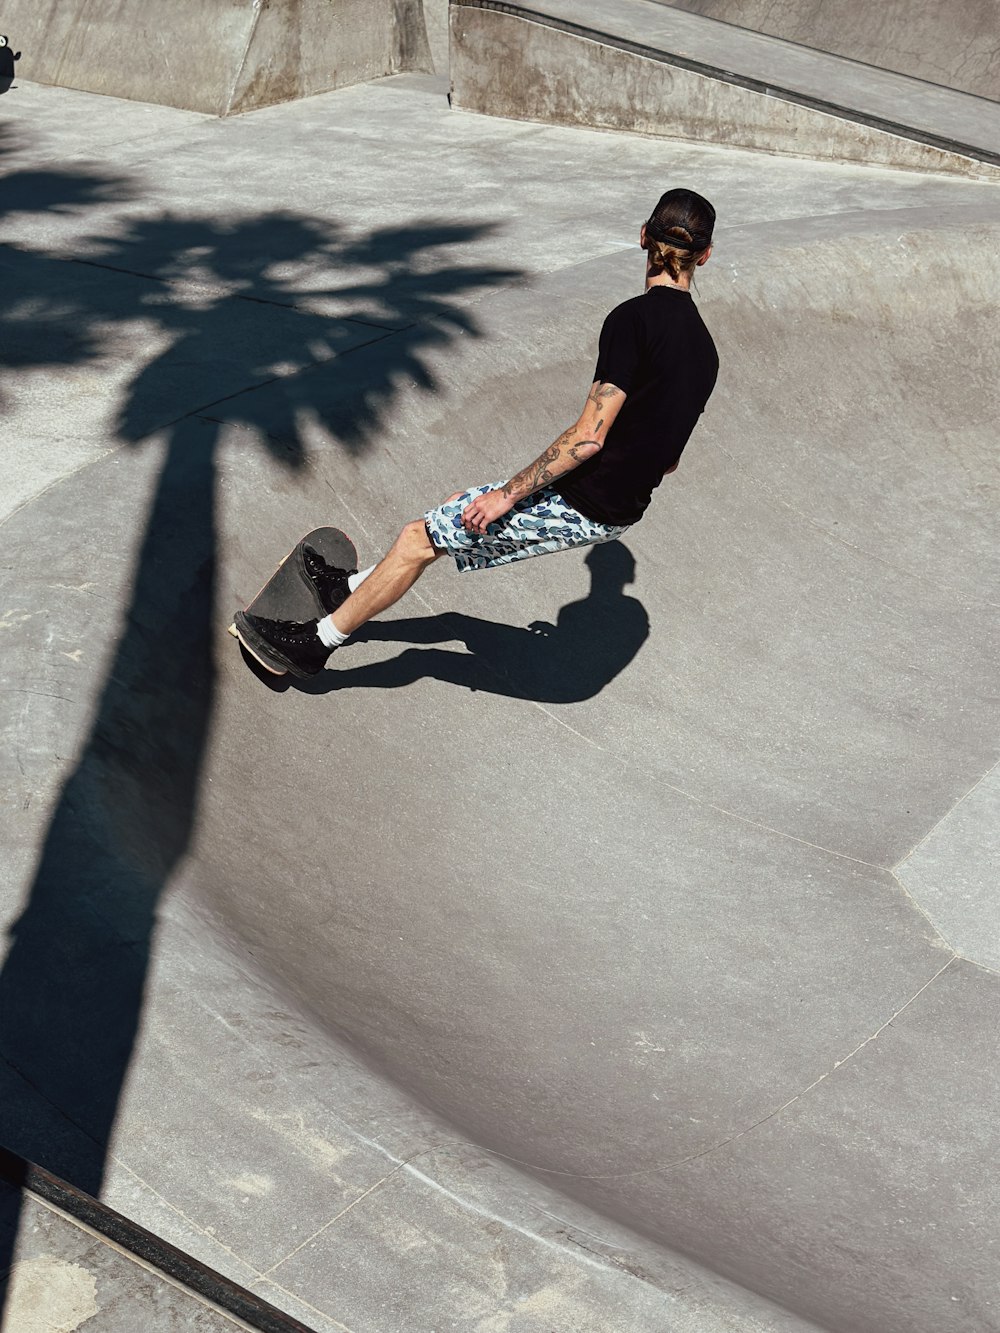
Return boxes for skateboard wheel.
[227,622,238,639]
[0,37,8,48]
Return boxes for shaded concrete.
[450,0,1000,179]
[1,69,999,1333]
[0,0,433,114]
[664,0,1000,102]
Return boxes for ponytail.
[643,226,705,282]
[643,188,716,281]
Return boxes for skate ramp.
[2,121,998,1331]
[661,0,1000,102]
[206,208,1000,1332]
[0,0,434,114]
[451,0,1000,179]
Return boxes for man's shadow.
[303,541,648,702]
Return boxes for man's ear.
[696,244,713,267]
[639,223,647,249]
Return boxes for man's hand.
[462,489,516,534]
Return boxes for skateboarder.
[234,188,719,678]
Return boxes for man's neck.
[644,271,691,293]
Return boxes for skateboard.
[229,527,357,675]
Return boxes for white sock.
[318,616,349,649]
[348,565,376,593]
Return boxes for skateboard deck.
[229,527,357,674]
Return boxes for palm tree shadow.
[0,125,524,1312]
[0,421,216,1187]
[300,542,649,701]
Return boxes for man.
[235,188,719,678]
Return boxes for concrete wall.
[1,0,434,115]
[450,6,999,181]
[423,0,450,75]
[663,0,1000,102]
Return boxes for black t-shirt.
[554,287,718,525]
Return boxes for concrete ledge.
[662,0,1000,103]
[450,0,1000,179]
[0,0,433,115]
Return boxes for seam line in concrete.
[639,761,886,869]
[225,4,264,119]
[258,1156,420,1278]
[180,336,406,427]
[0,447,117,534]
[65,255,404,329]
[247,1282,356,1333]
[892,755,1000,874]
[257,1136,616,1280]
[886,866,960,954]
[0,1052,105,1160]
[478,957,958,1183]
[393,570,897,869]
[454,0,1000,169]
[111,1158,263,1280]
[883,756,1000,964]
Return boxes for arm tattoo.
[569,438,599,461]
[501,434,571,499]
[501,384,623,501]
[502,427,601,500]
[587,382,622,408]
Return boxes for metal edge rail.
[0,1145,317,1333]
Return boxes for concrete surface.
[0,56,999,1333]
[662,0,1000,102]
[450,0,1000,179]
[0,0,434,114]
[0,1178,270,1331]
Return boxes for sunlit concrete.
[450,0,1000,178]
[1,64,998,1333]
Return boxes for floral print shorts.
[424,482,629,573]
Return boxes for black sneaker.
[233,610,333,678]
[296,542,357,615]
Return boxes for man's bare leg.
[328,519,442,638]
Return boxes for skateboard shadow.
[300,541,649,703]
